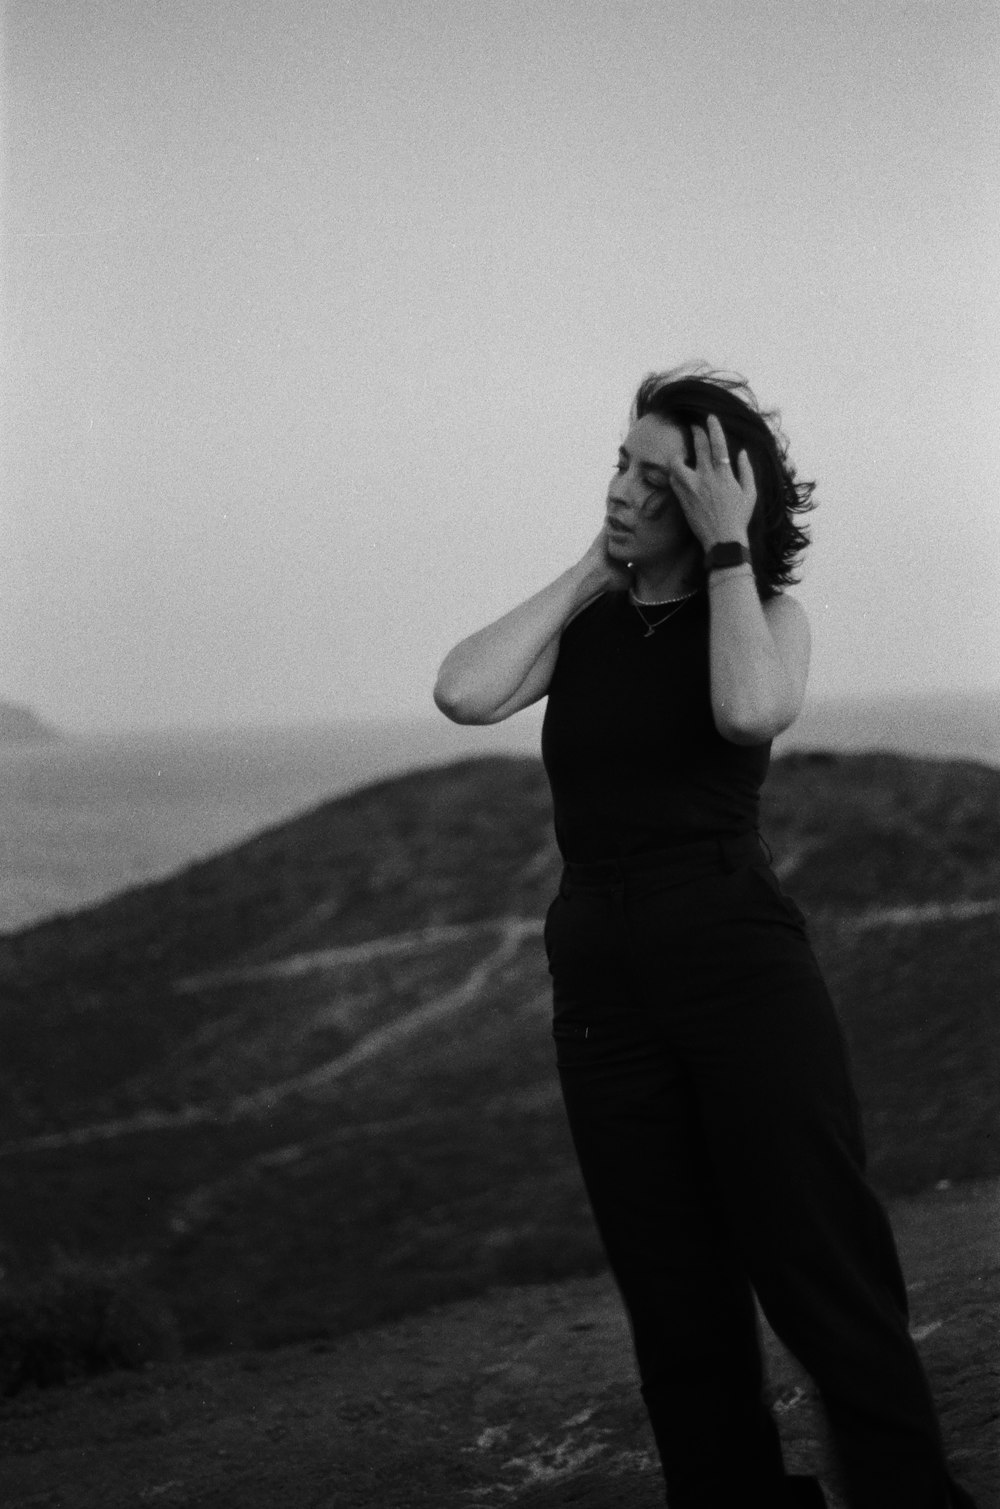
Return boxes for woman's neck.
[631,546,703,603]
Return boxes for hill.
[0,750,997,1359]
[0,701,59,744]
[3,688,996,937]
[775,688,1000,766]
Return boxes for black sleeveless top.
[540,589,771,862]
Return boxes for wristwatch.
[705,541,753,571]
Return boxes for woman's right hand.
[578,526,632,595]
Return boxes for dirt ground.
[1,1177,996,1509]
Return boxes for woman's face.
[604,413,698,568]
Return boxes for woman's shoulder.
[763,587,804,610]
[556,592,626,656]
[763,590,809,629]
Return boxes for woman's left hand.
[667,413,756,550]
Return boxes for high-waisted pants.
[544,834,974,1509]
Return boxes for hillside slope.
[0,701,59,744]
[0,751,997,1356]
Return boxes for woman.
[433,367,976,1509]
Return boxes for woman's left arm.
[706,569,810,745]
[666,413,811,746]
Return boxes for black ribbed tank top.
[541,588,771,862]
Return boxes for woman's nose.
[608,470,638,508]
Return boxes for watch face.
[708,542,752,568]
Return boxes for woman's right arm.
[434,532,627,725]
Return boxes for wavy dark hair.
[632,364,815,599]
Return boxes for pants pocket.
[746,864,809,928]
[552,1019,591,1042]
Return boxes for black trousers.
[545,834,974,1509]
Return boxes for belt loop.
[758,831,774,865]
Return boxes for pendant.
[644,625,655,638]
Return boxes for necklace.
[629,588,699,638]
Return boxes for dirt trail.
[1,1177,995,1509]
[11,891,997,1158]
[3,919,542,1154]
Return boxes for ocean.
[0,715,543,933]
[1,691,996,934]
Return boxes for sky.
[2,0,998,731]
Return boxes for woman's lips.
[606,519,633,537]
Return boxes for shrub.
[0,1251,181,1395]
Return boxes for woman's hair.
[632,364,816,599]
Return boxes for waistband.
[560,831,768,888]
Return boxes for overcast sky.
[2,0,997,731]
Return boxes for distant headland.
[0,700,60,743]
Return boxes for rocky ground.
[1,1175,995,1509]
